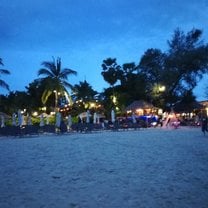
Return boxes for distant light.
[159,86,165,92]
[33,112,38,116]
[90,102,95,108]
[42,107,46,111]
[112,96,117,104]
[158,109,163,115]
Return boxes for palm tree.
[37,57,77,109]
[0,58,10,91]
[73,80,98,102]
[101,58,122,87]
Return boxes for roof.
[199,100,208,107]
[125,100,154,111]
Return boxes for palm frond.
[63,88,73,105]
[0,58,3,66]
[0,69,10,75]
[0,79,10,91]
[41,61,55,70]
[38,68,54,77]
[56,57,61,76]
[62,80,75,90]
[59,68,77,79]
[41,61,57,76]
[38,57,77,101]
[41,89,52,104]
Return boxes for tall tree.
[118,62,147,106]
[0,58,10,91]
[5,91,30,114]
[25,79,54,112]
[139,49,167,107]
[37,57,77,107]
[73,80,98,102]
[139,28,208,109]
[166,28,208,96]
[71,80,99,114]
[101,58,122,87]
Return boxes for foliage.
[101,61,149,114]
[37,57,77,105]
[1,91,30,114]
[138,28,208,109]
[119,62,147,104]
[173,90,201,113]
[166,28,208,94]
[101,58,122,86]
[0,58,10,91]
[73,80,98,102]
[25,79,56,113]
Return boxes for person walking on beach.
[201,114,208,135]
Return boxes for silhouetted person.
[201,115,208,135]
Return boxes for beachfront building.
[125,100,162,116]
[199,100,208,116]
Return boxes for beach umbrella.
[55,112,61,128]
[86,110,90,123]
[17,110,23,127]
[39,113,45,127]
[46,115,49,125]
[132,113,137,124]
[95,113,105,124]
[78,114,83,123]
[67,114,72,128]
[27,115,32,125]
[1,115,5,128]
[97,114,100,124]
[111,109,115,123]
[78,111,93,123]
[93,112,97,124]
[12,113,16,126]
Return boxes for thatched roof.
[199,100,208,107]
[125,100,154,111]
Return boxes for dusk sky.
[1,0,208,100]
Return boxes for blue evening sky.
[1,0,208,100]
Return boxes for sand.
[0,127,208,208]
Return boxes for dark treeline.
[1,28,208,116]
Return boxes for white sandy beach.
[0,127,208,208]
